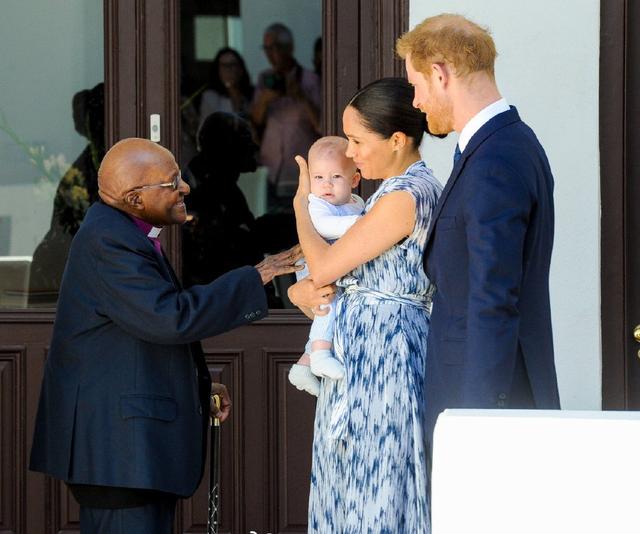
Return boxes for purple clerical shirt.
[129,215,163,255]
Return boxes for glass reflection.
[0,0,104,308]
[180,0,322,307]
[29,83,105,306]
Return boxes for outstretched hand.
[254,244,303,285]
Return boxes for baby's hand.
[294,155,311,205]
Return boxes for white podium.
[432,409,640,534]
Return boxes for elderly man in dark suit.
[29,138,300,533]
[397,14,560,442]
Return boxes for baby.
[289,136,363,396]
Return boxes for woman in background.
[199,47,254,122]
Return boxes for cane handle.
[213,394,221,427]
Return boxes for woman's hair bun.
[348,77,447,146]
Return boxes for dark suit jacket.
[424,107,560,438]
[30,202,267,497]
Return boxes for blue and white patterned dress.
[308,161,442,533]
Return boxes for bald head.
[98,138,176,206]
[97,138,189,226]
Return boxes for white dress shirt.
[458,98,510,152]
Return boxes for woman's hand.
[288,278,336,315]
[294,155,311,210]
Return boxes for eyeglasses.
[126,173,182,196]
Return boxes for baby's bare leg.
[310,340,331,352]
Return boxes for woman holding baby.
[289,77,442,533]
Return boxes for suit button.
[256,310,262,316]
[497,400,506,408]
[198,406,203,415]
[244,314,250,320]
[498,393,507,400]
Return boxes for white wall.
[0,0,103,256]
[410,1,601,409]
[240,0,321,80]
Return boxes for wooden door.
[0,1,408,533]
[177,2,410,533]
[601,0,640,409]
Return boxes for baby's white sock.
[310,349,345,380]
[288,364,320,396]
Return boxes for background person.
[199,47,254,123]
[29,138,300,534]
[29,82,105,305]
[251,22,321,211]
[182,112,262,286]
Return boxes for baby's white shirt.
[308,193,365,241]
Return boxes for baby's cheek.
[309,182,324,196]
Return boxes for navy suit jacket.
[30,202,267,497]
[424,107,560,438]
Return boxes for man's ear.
[123,191,144,212]
[432,62,450,87]
[351,170,361,189]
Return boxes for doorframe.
[600,0,637,409]
[324,0,409,199]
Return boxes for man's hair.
[396,13,497,78]
[265,23,294,48]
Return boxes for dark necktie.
[453,144,462,165]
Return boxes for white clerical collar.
[147,226,162,238]
[458,98,510,152]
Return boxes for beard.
[424,96,455,135]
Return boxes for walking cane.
[208,394,221,534]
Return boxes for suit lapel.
[159,251,182,290]
[92,203,182,290]
[424,106,522,248]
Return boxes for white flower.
[43,155,55,173]
[55,153,68,173]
